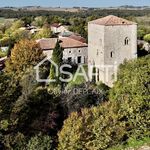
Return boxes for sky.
[0,0,149,7]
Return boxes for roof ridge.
[105,15,114,25]
[89,15,137,25]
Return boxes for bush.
[3,132,26,150]
[27,133,52,150]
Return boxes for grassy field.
[0,17,15,24]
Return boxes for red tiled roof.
[60,37,87,48]
[89,15,137,26]
[37,38,57,50]
[69,34,86,43]
[37,37,87,50]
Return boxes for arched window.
[125,37,129,45]
[110,51,114,58]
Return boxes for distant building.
[88,15,137,86]
[58,32,86,43]
[58,31,73,38]
[68,34,86,43]
[37,37,88,64]
[19,25,42,34]
[51,23,69,34]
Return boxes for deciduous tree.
[5,39,44,76]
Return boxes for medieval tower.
[88,15,137,87]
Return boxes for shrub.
[27,133,52,150]
[3,132,26,150]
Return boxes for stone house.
[37,37,88,64]
[50,23,69,34]
[88,15,137,87]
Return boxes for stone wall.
[88,23,137,87]
[43,46,88,64]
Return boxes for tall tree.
[49,40,63,85]
[5,39,44,77]
[34,27,52,39]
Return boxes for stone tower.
[88,15,137,87]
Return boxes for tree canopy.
[144,34,150,43]
[5,39,44,76]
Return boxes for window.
[69,50,71,53]
[79,50,81,53]
[110,51,114,58]
[125,37,129,45]
[68,57,72,63]
[77,56,82,64]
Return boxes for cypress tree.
[49,40,63,85]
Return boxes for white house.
[50,23,69,34]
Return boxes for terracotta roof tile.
[89,15,137,26]
[37,38,57,50]
[60,37,87,48]
[68,35,86,43]
[37,37,87,50]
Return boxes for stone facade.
[37,37,88,64]
[88,15,137,87]
[44,47,87,64]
